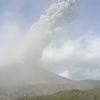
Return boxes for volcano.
[0,63,72,87]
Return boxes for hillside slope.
[16,89,100,100]
[87,85,100,98]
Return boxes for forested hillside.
[16,86,100,100]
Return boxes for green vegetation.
[0,83,100,100]
[16,86,100,100]
[87,85,100,98]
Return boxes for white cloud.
[41,34,100,79]
[59,70,71,78]
[41,35,100,69]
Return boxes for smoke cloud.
[0,0,78,68]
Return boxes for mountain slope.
[0,63,72,87]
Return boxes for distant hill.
[73,79,100,90]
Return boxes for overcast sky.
[0,0,100,80]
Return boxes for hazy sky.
[0,0,100,80]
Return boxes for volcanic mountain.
[0,63,72,87]
[0,63,100,100]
